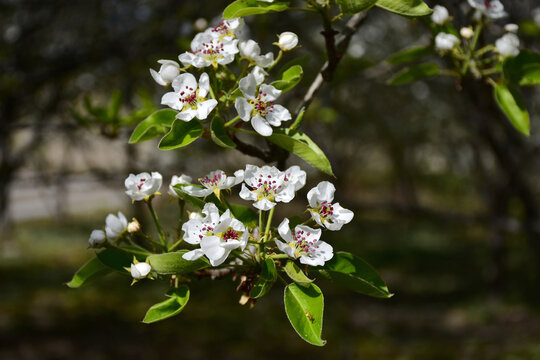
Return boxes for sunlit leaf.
[143,286,190,323]
[319,252,392,298]
[271,65,303,92]
[284,283,326,346]
[158,119,204,150]
[267,129,334,176]
[223,0,289,19]
[67,257,111,288]
[284,261,314,286]
[148,250,210,275]
[493,83,530,136]
[376,0,432,17]
[129,109,177,144]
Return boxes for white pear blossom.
[182,170,244,197]
[495,33,520,57]
[182,205,248,266]
[431,5,449,25]
[275,218,333,266]
[277,32,298,51]
[504,23,518,33]
[460,27,474,39]
[234,73,291,136]
[239,165,295,211]
[435,32,460,51]
[168,174,193,197]
[130,262,151,280]
[125,172,162,201]
[149,59,180,86]
[105,211,128,239]
[89,230,106,248]
[307,181,354,231]
[178,32,239,68]
[467,0,507,19]
[161,72,217,121]
[207,18,244,41]
[239,39,274,68]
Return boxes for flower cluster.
[86,164,354,279]
[431,2,519,60]
[148,18,299,136]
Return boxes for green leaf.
[503,50,540,86]
[387,63,440,85]
[337,0,377,14]
[211,116,236,148]
[376,0,432,17]
[386,46,432,65]
[320,252,392,298]
[148,250,210,275]
[96,248,145,273]
[250,258,277,299]
[284,283,326,346]
[271,65,304,92]
[158,119,204,150]
[143,286,190,324]
[129,109,177,144]
[223,0,289,19]
[493,83,530,136]
[284,261,314,286]
[66,257,111,288]
[228,203,258,225]
[267,129,334,176]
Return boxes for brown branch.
[296,12,368,116]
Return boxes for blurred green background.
[2,0,540,359]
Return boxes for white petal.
[196,99,218,120]
[183,186,213,197]
[235,97,253,122]
[259,84,281,101]
[150,69,167,86]
[266,104,291,126]
[256,52,274,68]
[178,52,196,67]
[161,92,181,110]
[277,218,293,243]
[251,114,273,136]
[275,183,295,203]
[239,183,257,201]
[220,240,241,250]
[275,240,296,258]
[316,181,336,203]
[253,198,276,211]
[198,72,210,98]
[201,236,227,261]
[182,249,205,261]
[239,74,257,99]
[172,73,197,93]
[176,109,198,121]
[307,187,319,208]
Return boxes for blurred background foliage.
[1,0,540,358]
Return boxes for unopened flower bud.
[504,23,518,33]
[131,262,151,280]
[460,27,474,39]
[277,32,298,51]
[431,5,449,25]
[435,32,460,51]
[88,229,106,248]
[127,218,140,233]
